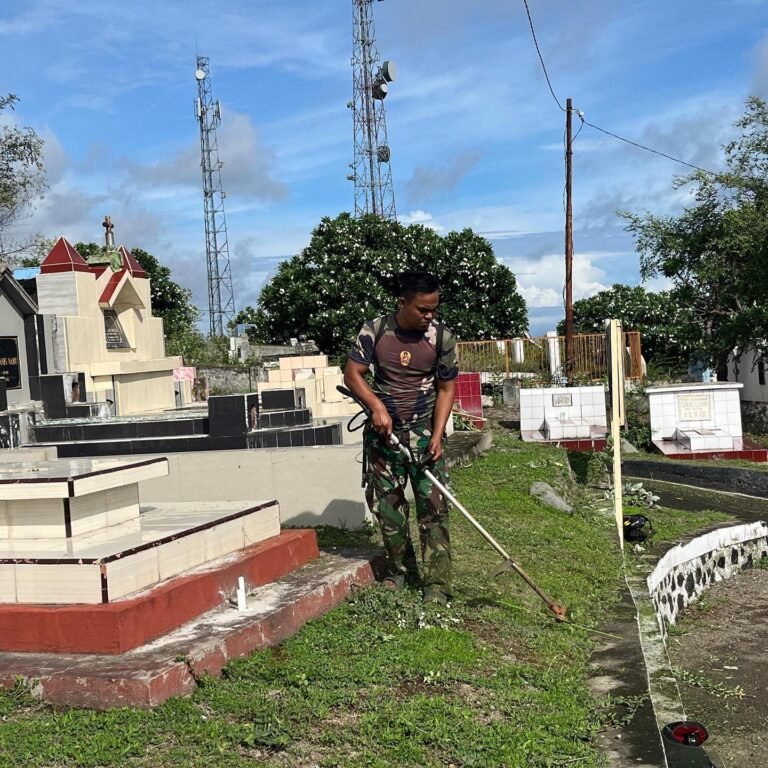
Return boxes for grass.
[0,436,735,768]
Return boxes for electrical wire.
[520,0,719,176]
[521,0,564,111]
[580,116,718,175]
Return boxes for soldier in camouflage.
[344,272,459,605]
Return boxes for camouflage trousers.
[364,424,452,596]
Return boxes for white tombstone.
[647,382,743,452]
[520,385,607,442]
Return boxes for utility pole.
[564,97,574,383]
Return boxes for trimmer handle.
[336,384,416,468]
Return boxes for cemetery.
[3,2,768,765]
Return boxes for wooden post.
[565,97,574,384]
[607,319,625,549]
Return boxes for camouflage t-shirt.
[348,313,459,428]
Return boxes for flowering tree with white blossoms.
[247,213,527,357]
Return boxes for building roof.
[118,246,147,279]
[0,262,38,316]
[40,237,91,274]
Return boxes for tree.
[556,284,694,369]
[623,96,768,378]
[252,213,527,357]
[74,242,200,359]
[0,95,46,256]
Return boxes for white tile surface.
[105,485,140,527]
[15,563,102,604]
[243,507,281,545]
[157,535,207,581]
[203,518,246,561]
[69,492,108,536]
[0,565,16,602]
[6,499,65,539]
[106,547,160,600]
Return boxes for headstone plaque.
[103,310,130,349]
[677,392,712,421]
[0,337,20,389]
[552,393,572,407]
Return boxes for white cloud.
[505,251,611,309]
[125,110,288,202]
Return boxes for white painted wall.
[137,445,370,530]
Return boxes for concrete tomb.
[647,382,744,455]
[520,385,607,445]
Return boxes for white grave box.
[520,385,607,441]
[647,382,743,452]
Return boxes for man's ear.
[397,296,405,309]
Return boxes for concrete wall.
[196,366,261,395]
[138,445,370,529]
[0,294,29,405]
[648,521,768,634]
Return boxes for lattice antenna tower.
[194,57,235,337]
[348,0,397,220]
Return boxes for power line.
[519,0,719,176]
[521,0,564,111]
[580,117,718,176]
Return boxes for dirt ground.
[667,567,768,767]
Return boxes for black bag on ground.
[623,514,654,542]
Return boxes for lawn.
[0,436,730,768]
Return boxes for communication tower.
[194,56,235,337]
[348,0,397,219]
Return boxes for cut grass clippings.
[0,435,731,767]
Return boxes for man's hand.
[371,403,393,436]
[425,435,443,463]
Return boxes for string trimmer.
[337,385,568,621]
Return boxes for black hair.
[398,271,440,299]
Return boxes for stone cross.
[102,215,115,246]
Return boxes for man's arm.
[343,361,393,436]
[428,378,455,462]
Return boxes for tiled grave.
[647,382,751,459]
[0,500,280,604]
[0,457,168,539]
[0,456,282,604]
[520,386,607,445]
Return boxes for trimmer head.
[493,559,568,622]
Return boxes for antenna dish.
[195,69,206,81]
[381,60,396,82]
[372,80,388,100]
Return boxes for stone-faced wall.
[647,522,768,633]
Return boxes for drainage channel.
[600,476,768,767]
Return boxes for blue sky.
[3,0,768,335]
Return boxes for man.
[344,271,458,605]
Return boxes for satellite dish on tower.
[381,60,396,82]
[195,69,206,81]
[372,80,388,100]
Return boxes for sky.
[2,0,768,335]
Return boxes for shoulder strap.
[436,323,445,359]
[372,315,388,349]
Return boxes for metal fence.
[455,332,643,382]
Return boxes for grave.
[647,381,767,460]
[520,385,607,450]
[0,455,324,653]
[32,234,190,417]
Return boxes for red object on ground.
[0,529,319,655]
